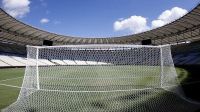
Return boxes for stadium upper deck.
[0,4,200,46]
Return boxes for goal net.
[3,45,191,112]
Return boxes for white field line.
[39,87,160,93]
[0,83,21,88]
[0,82,197,94]
[40,76,160,80]
[0,83,161,92]
[1,81,200,93]
[1,76,200,93]
[0,77,23,83]
[0,84,162,93]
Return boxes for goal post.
[36,48,40,90]
[160,45,179,88]
[160,46,164,87]
[3,44,181,112]
[24,44,178,92]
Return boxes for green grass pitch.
[0,67,189,111]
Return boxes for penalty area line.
[0,77,23,83]
[39,87,160,93]
[0,83,21,89]
[0,83,161,92]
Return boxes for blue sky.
[1,0,199,38]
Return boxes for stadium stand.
[0,54,112,67]
[0,43,26,55]
[2,38,200,67]
[2,40,200,67]
[0,55,25,66]
[172,40,200,65]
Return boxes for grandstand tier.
[1,40,200,67]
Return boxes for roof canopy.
[0,4,200,46]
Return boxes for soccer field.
[0,67,197,112]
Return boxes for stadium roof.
[0,4,200,46]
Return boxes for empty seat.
[75,60,87,65]
[0,60,10,67]
[51,60,66,65]
[0,55,25,66]
[39,59,55,65]
[86,61,98,65]
[97,62,108,65]
[63,60,76,65]
[11,56,27,64]
[29,59,46,66]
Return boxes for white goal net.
[4,45,196,112]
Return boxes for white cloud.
[114,16,150,34]
[40,18,50,24]
[114,7,188,34]
[151,20,165,28]
[2,0,30,18]
[151,7,188,29]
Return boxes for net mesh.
[3,45,199,112]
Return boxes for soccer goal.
[3,45,181,112]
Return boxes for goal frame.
[28,44,175,91]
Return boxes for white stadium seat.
[51,60,67,65]
[75,60,87,65]
[63,60,77,65]
[0,60,10,67]
[97,62,109,65]
[39,59,55,65]
[0,55,25,66]
[86,61,97,65]
[29,59,46,66]
[11,56,27,64]
[0,54,109,67]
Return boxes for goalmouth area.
[1,45,200,112]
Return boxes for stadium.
[0,1,200,112]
